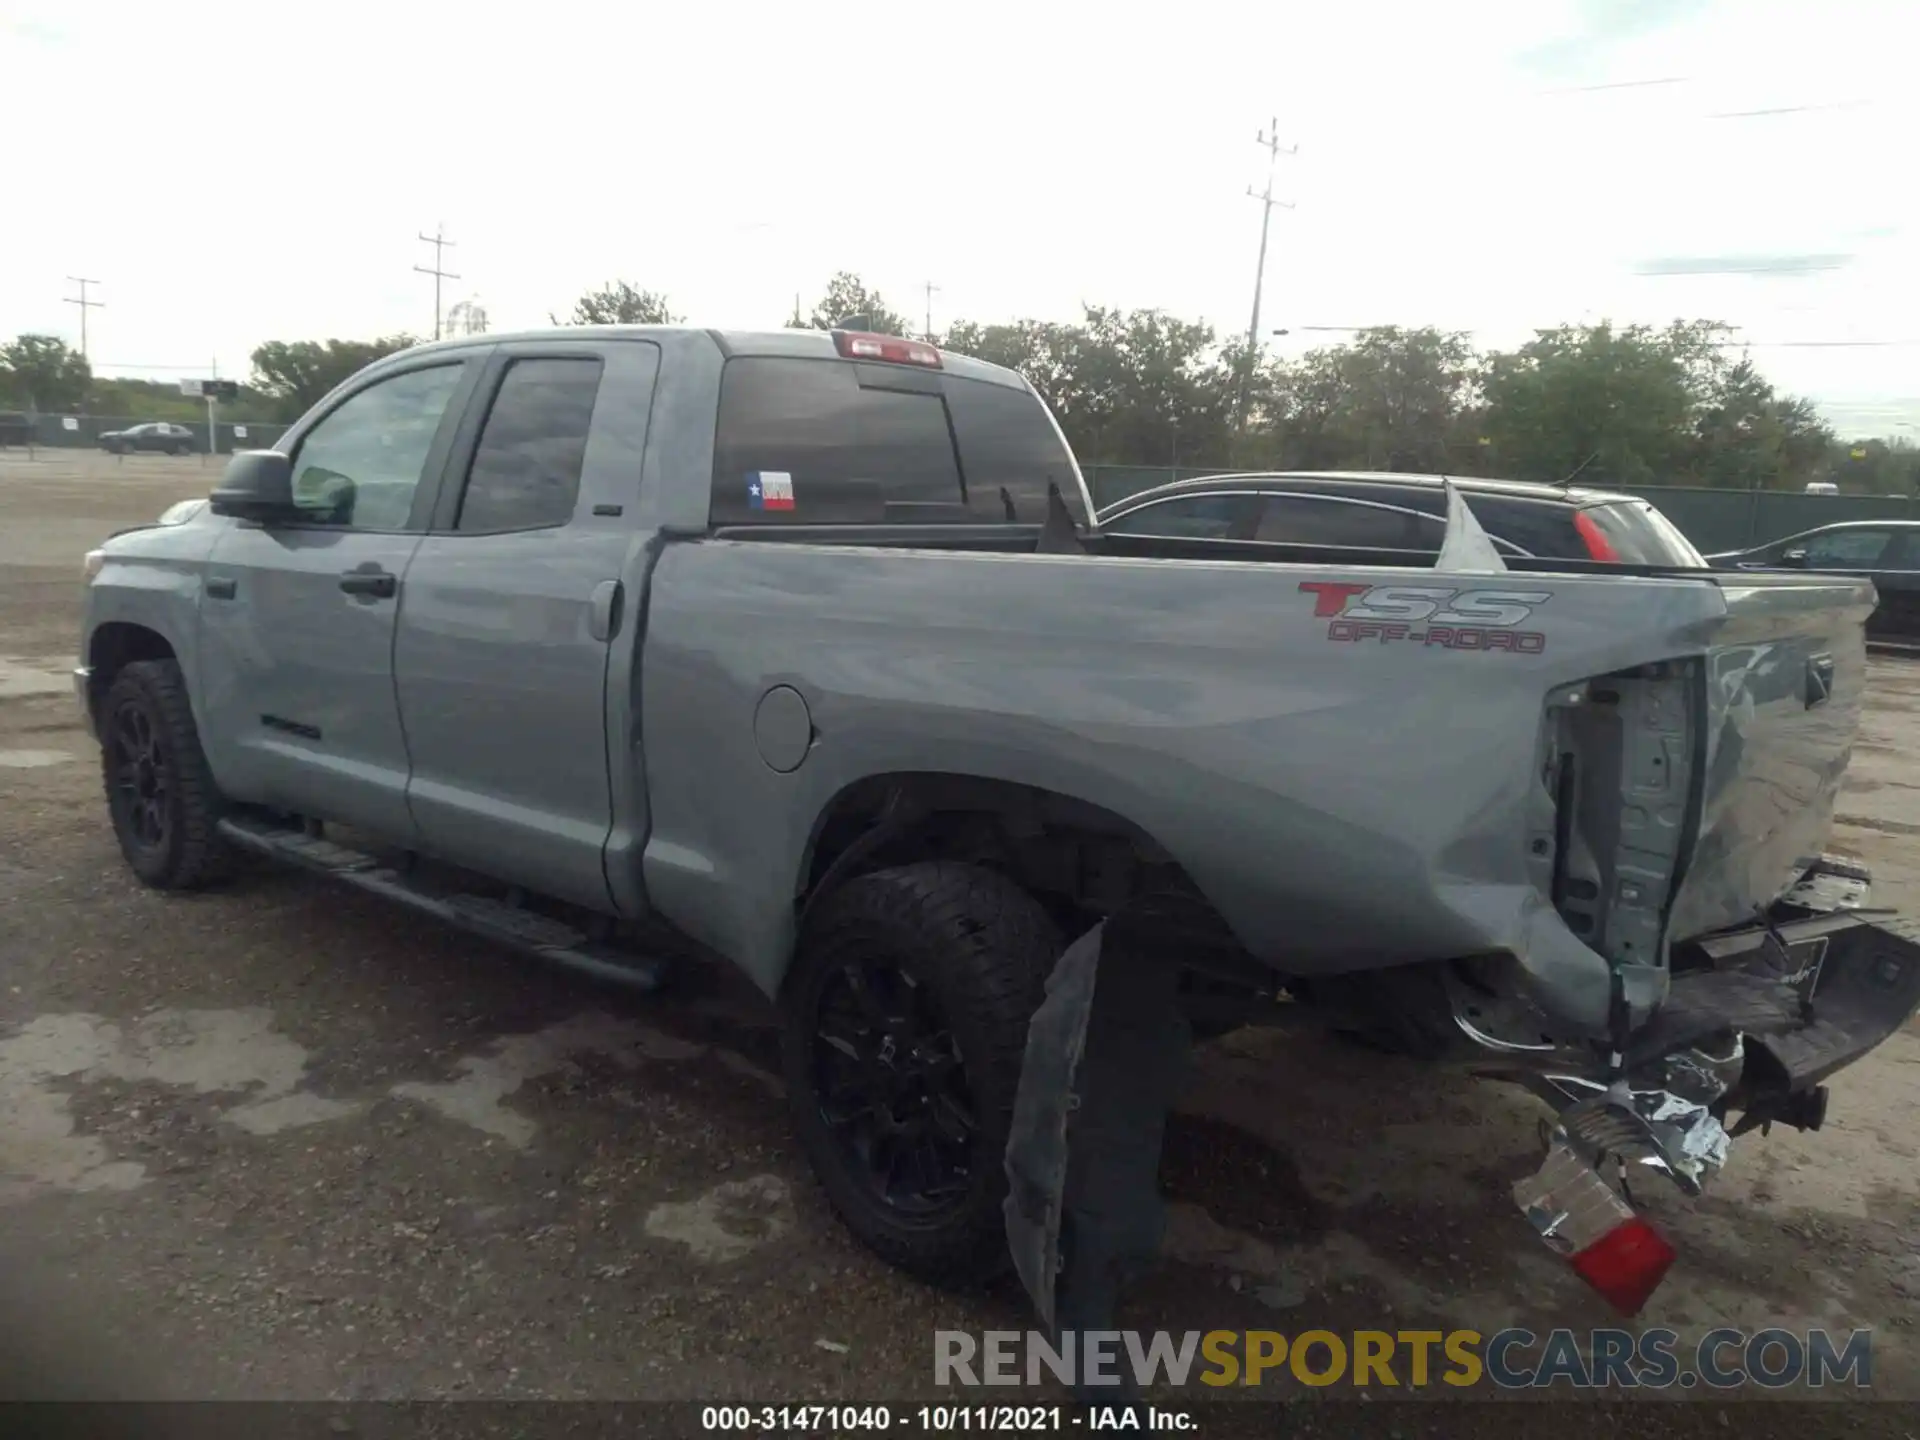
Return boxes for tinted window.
[1883,532,1920,571]
[1101,493,1253,538]
[290,364,465,530]
[713,358,962,524]
[1254,494,1443,550]
[711,358,1086,526]
[1578,501,1706,566]
[1799,527,1894,568]
[1460,495,1583,557]
[945,376,1088,525]
[456,357,603,532]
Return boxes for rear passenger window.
[1468,498,1578,558]
[456,357,603,532]
[1254,495,1443,550]
[944,377,1088,525]
[713,358,966,525]
[1103,493,1253,538]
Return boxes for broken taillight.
[1514,1136,1677,1317]
[1567,1215,1676,1317]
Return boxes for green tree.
[0,334,92,412]
[553,280,678,326]
[1688,355,1833,490]
[1479,321,1726,486]
[1268,327,1478,473]
[248,335,418,421]
[794,273,912,337]
[1825,436,1920,495]
[945,308,1243,467]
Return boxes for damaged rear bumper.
[1496,905,1920,1312]
[1003,893,1920,1332]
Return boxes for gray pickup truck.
[77,325,1920,1332]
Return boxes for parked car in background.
[1095,471,1708,567]
[1708,520,1920,645]
[99,422,196,456]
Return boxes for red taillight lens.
[832,330,942,368]
[1575,510,1621,562]
[1568,1216,1676,1316]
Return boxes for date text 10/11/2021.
[700,1407,1193,1431]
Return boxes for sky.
[5,0,1915,436]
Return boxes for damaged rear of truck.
[974,491,1920,1333]
[649,476,1920,1336]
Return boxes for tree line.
[5,274,1915,494]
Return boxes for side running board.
[217,815,672,992]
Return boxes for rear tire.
[99,659,233,889]
[782,862,1060,1285]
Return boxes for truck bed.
[635,530,1875,1041]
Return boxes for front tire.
[782,862,1060,1285]
[100,659,232,889]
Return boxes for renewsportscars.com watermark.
[935,1328,1873,1391]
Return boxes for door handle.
[588,580,624,642]
[339,567,397,599]
[206,575,237,600]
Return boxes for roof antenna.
[1557,449,1600,489]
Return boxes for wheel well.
[797,774,1279,1006]
[88,623,177,721]
[801,773,1198,935]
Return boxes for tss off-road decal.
[1298,581,1552,654]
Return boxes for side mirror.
[209,450,296,522]
[1778,547,1809,567]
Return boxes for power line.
[64,276,104,360]
[1270,324,1920,349]
[1239,117,1296,428]
[414,225,460,342]
[1537,76,1690,96]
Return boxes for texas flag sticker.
[747,471,795,511]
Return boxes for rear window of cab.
[710,357,1087,528]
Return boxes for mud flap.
[1003,900,1196,1341]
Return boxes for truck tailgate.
[1666,571,1876,941]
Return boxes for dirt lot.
[1,452,1917,1431]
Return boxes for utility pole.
[923,280,941,342]
[414,226,460,342]
[1239,119,1296,429]
[65,277,104,360]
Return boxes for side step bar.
[217,815,672,992]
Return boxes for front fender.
[83,522,223,736]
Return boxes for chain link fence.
[0,414,291,453]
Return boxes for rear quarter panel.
[637,541,1737,1000]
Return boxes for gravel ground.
[1,452,1916,1435]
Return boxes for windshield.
[1579,501,1707,568]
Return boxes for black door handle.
[206,576,237,600]
[339,568,397,598]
